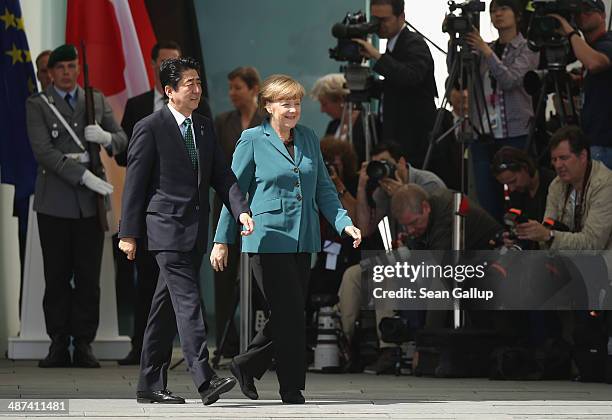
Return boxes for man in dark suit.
[115,41,213,366]
[118,57,253,405]
[353,0,437,168]
[26,44,127,368]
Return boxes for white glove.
[81,169,114,195]
[84,124,112,147]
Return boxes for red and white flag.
[66,0,157,230]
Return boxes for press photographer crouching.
[351,0,437,168]
[514,125,612,381]
[337,142,445,373]
[491,146,556,249]
[547,0,612,168]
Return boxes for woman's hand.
[239,212,254,236]
[344,226,362,248]
[465,30,493,58]
[210,243,229,272]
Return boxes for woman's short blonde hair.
[310,73,348,103]
[258,74,305,111]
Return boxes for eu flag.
[0,0,36,248]
[0,0,37,234]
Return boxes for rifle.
[82,42,109,232]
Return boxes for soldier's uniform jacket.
[26,85,127,219]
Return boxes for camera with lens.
[442,0,486,35]
[366,160,396,183]
[330,11,379,63]
[527,0,581,52]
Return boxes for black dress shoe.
[199,375,236,405]
[39,337,71,368]
[136,389,185,404]
[280,390,305,404]
[117,348,141,366]
[72,342,100,368]
[38,347,71,368]
[230,360,258,400]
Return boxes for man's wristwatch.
[567,30,581,42]
[338,188,347,199]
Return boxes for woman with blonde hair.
[311,73,366,163]
[211,74,361,404]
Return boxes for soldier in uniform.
[26,44,127,368]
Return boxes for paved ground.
[1,354,611,419]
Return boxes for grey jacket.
[26,85,127,219]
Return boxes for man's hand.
[352,38,382,60]
[516,220,550,242]
[344,226,362,248]
[465,30,493,57]
[378,176,403,197]
[81,169,114,195]
[548,13,574,36]
[210,243,229,272]
[84,124,112,147]
[119,237,136,261]
[239,212,254,236]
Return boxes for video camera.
[527,0,581,52]
[329,11,381,103]
[442,0,486,35]
[330,11,379,63]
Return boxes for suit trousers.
[37,213,104,343]
[131,240,160,353]
[137,250,214,392]
[234,253,310,392]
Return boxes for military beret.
[47,44,78,68]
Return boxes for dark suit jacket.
[373,27,437,168]
[115,89,212,166]
[118,106,249,253]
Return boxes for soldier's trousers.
[37,213,104,343]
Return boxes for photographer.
[491,146,556,231]
[352,0,437,168]
[516,125,612,250]
[451,0,539,221]
[549,0,612,169]
[356,142,445,239]
[338,142,444,373]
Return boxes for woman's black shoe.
[280,390,305,404]
[230,361,258,400]
[136,389,185,404]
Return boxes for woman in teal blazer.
[211,75,361,404]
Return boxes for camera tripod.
[422,33,491,194]
[338,63,379,161]
[524,44,580,157]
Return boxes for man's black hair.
[549,125,591,160]
[159,57,200,98]
[371,0,404,16]
[371,141,404,161]
[151,40,181,61]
